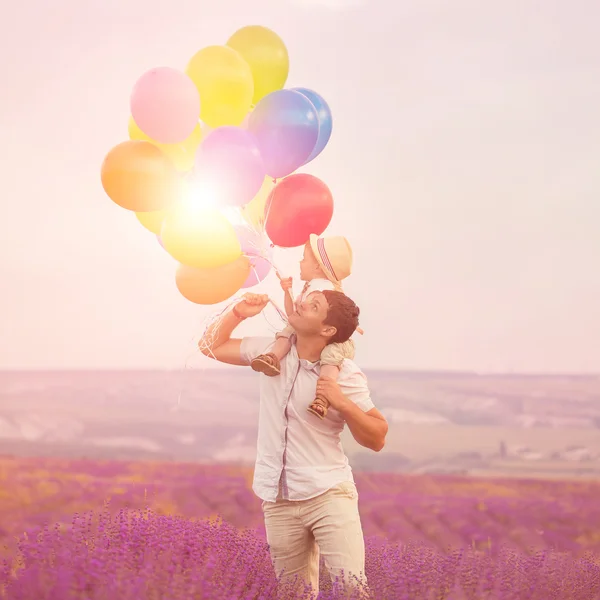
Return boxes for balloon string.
[259,179,296,286]
[195,297,244,360]
[173,299,239,411]
[238,214,286,279]
[175,291,287,409]
[171,308,214,412]
[261,178,277,238]
[239,195,295,311]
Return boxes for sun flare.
[181,180,219,214]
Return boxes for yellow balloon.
[186,45,254,128]
[241,177,277,229]
[176,256,251,305]
[135,207,171,234]
[161,205,241,268]
[128,116,202,172]
[227,26,289,105]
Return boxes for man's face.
[288,291,334,339]
[299,244,321,281]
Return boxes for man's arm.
[199,294,269,366]
[338,403,388,452]
[199,308,245,365]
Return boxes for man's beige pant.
[262,481,368,598]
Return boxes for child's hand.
[279,277,293,292]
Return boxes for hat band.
[317,238,339,281]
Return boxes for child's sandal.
[307,397,329,419]
[251,353,281,377]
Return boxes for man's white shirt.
[240,336,375,503]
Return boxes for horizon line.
[0,367,598,378]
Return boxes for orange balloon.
[176,255,251,305]
[101,141,183,212]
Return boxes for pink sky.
[1,0,599,372]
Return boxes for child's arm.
[280,278,294,316]
[284,291,294,317]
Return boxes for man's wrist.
[232,304,247,320]
[334,394,353,415]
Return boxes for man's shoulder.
[337,359,368,385]
[240,336,275,365]
[241,335,275,348]
[335,359,374,410]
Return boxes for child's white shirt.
[297,278,336,304]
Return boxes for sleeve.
[338,365,375,412]
[306,279,336,295]
[239,336,275,365]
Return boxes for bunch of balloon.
[100,24,335,307]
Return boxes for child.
[251,234,356,420]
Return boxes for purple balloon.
[195,127,266,207]
[242,254,272,288]
[248,90,319,179]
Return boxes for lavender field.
[1,456,599,599]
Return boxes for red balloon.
[264,174,333,248]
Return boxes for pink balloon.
[195,127,265,206]
[242,254,272,288]
[131,67,200,144]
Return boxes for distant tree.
[499,440,507,458]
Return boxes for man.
[200,290,387,598]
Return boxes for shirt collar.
[289,342,321,373]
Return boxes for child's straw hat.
[308,234,353,285]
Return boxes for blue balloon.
[292,88,333,164]
[248,89,319,179]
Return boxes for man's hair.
[321,290,360,344]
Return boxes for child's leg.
[308,340,355,419]
[251,326,295,377]
[319,363,341,381]
[270,335,293,361]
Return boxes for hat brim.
[309,234,338,285]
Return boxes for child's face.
[299,244,321,281]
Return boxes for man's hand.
[315,376,347,411]
[234,293,269,318]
